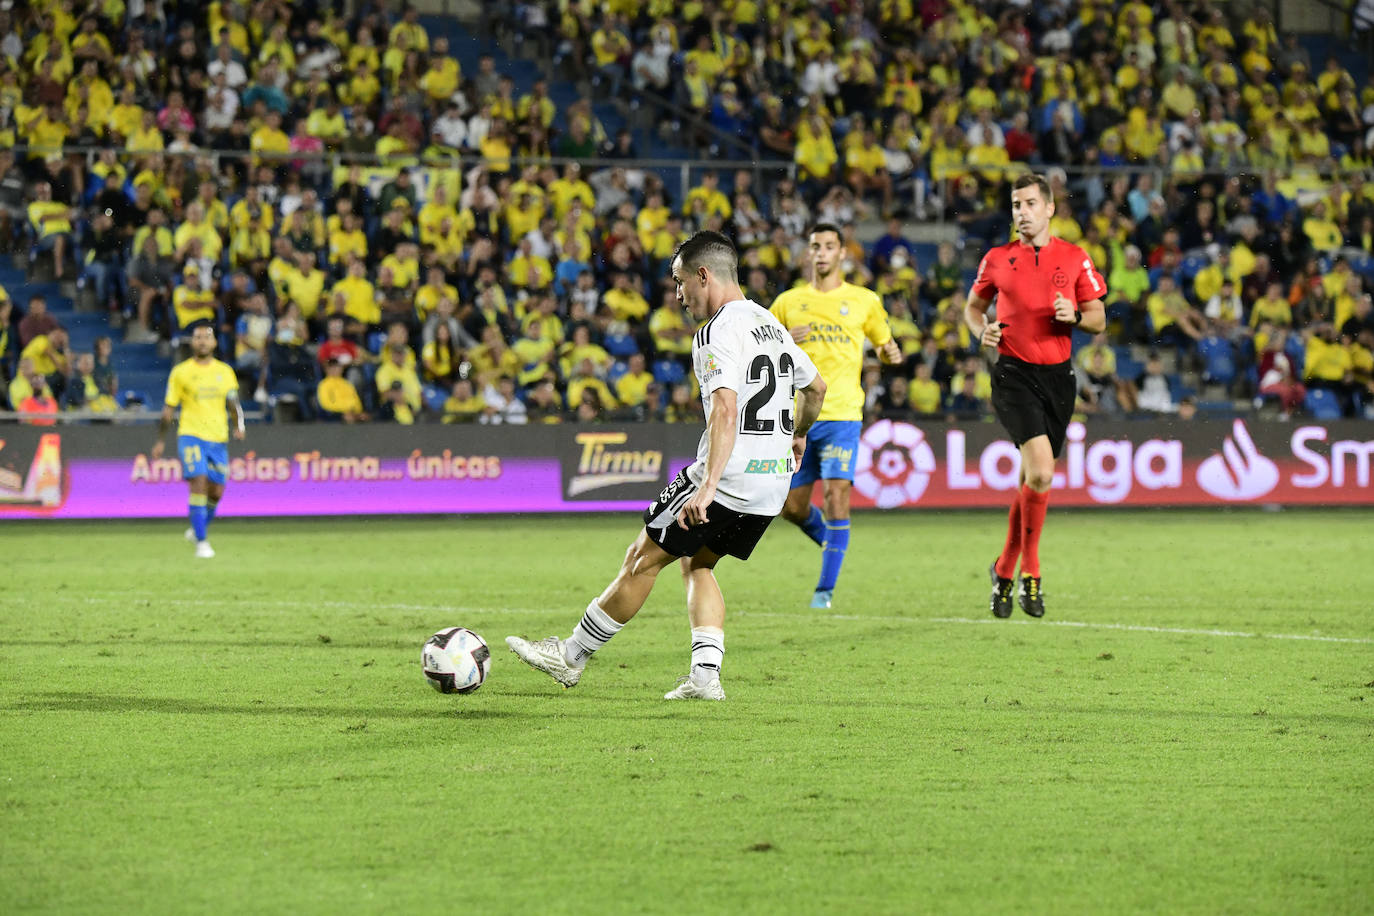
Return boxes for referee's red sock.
[1019,485,1051,578]
[994,493,1022,579]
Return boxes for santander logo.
[1195,420,1280,501]
[854,420,937,508]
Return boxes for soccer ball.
[421,627,491,694]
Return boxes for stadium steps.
[1299,34,1370,84]
[3,259,172,395]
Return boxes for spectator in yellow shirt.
[174,202,223,263]
[648,289,693,357]
[285,252,328,324]
[1302,201,1343,252]
[602,271,650,323]
[250,110,292,168]
[27,181,77,279]
[329,258,380,329]
[316,358,368,422]
[845,129,893,214]
[506,238,553,292]
[172,264,218,330]
[415,267,458,323]
[614,352,655,408]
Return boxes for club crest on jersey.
[1052,269,1069,288]
[839,302,850,315]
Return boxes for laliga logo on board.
[1195,420,1279,501]
[854,420,936,508]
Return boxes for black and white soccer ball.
[421,627,491,694]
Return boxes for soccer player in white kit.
[507,231,827,699]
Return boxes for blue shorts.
[790,420,862,489]
[177,435,228,485]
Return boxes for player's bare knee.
[823,486,851,519]
[1024,469,1054,491]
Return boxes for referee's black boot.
[989,562,1015,618]
[1018,576,1045,618]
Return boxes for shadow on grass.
[8,693,509,720]
[1,638,417,651]
[7,691,687,722]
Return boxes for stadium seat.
[1198,336,1237,387]
[602,330,639,359]
[1283,334,1306,377]
[1304,388,1342,420]
[652,358,686,387]
[422,385,448,412]
[1180,255,1208,282]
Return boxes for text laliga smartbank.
[937,421,1374,503]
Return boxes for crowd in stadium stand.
[1,0,1372,424]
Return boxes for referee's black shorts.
[990,354,1077,457]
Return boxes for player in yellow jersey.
[770,224,901,608]
[150,322,245,558]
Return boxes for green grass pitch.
[1,510,1371,914]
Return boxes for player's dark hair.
[674,230,738,282]
[186,319,215,334]
[1012,173,1053,203]
[808,222,843,241]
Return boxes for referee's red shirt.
[970,237,1107,365]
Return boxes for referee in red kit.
[964,173,1107,618]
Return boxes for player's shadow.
[12,692,516,721]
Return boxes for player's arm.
[793,371,827,466]
[227,389,245,441]
[1053,293,1106,333]
[789,347,826,467]
[771,293,811,344]
[965,254,1003,348]
[150,405,176,459]
[677,387,738,529]
[964,292,1003,348]
[864,293,902,363]
[1056,253,1108,333]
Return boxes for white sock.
[689,626,724,686]
[564,600,623,667]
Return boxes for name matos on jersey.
[689,301,819,516]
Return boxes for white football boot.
[505,636,582,688]
[184,527,196,542]
[663,675,725,700]
[195,541,215,559]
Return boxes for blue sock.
[206,500,218,529]
[189,494,208,542]
[800,505,826,546]
[817,520,850,592]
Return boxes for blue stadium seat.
[422,385,448,412]
[652,357,686,387]
[1180,255,1207,282]
[1112,345,1144,382]
[1304,388,1341,420]
[603,330,639,358]
[1283,333,1306,377]
[1198,335,1236,387]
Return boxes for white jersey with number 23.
[688,299,820,516]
